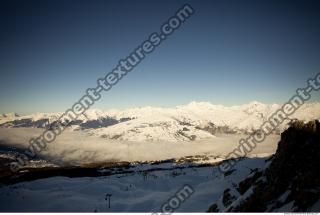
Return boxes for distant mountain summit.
[1,112,20,118]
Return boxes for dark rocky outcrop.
[195,122,238,135]
[208,120,320,212]
[0,118,50,128]
[0,117,134,130]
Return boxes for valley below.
[0,102,319,212]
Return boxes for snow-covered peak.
[83,109,107,120]
[245,100,266,108]
[1,112,20,118]
[240,101,270,113]
[1,101,320,142]
[184,101,214,108]
[0,112,21,124]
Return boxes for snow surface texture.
[0,157,267,212]
[1,101,319,142]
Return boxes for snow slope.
[0,157,268,212]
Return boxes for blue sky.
[1,0,320,113]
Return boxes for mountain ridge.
[1,101,319,142]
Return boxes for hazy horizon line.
[2,100,320,116]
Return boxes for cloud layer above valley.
[0,128,279,165]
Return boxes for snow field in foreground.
[0,157,268,212]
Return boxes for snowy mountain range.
[1,101,320,142]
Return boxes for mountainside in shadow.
[208,120,320,212]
